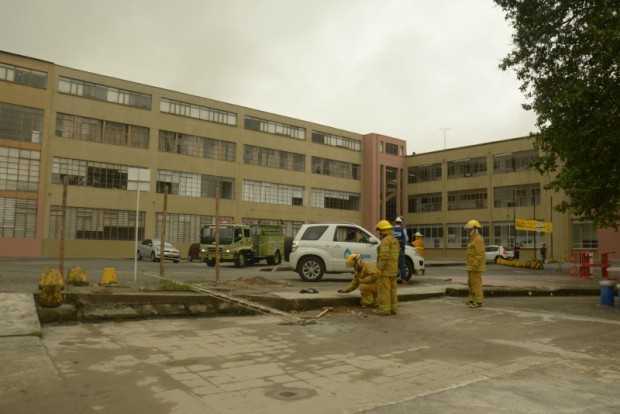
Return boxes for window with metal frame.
[385,142,399,155]
[0,147,40,192]
[243,145,305,172]
[0,102,43,143]
[310,188,360,211]
[311,157,360,180]
[244,116,305,140]
[0,197,37,238]
[158,130,235,161]
[49,206,145,241]
[408,193,442,213]
[493,150,537,174]
[156,170,234,199]
[0,62,47,89]
[447,157,487,178]
[58,77,151,109]
[55,113,149,149]
[155,213,214,243]
[493,184,540,208]
[159,97,236,126]
[311,131,361,151]
[52,157,149,191]
[408,163,442,183]
[448,189,488,210]
[242,180,304,206]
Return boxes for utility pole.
[532,190,536,260]
[440,128,451,150]
[549,195,554,261]
[133,182,141,287]
[59,176,68,280]
[160,187,168,277]
[214,181,221,285]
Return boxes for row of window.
[58,77,151,110]
[159,130,235,161]
[311,131,361,151]
[0,197,36,238]
[407,221,597,250]
[0,62,47,89]
[52,157,150,191]
[56,113,149,148]
[243,145,305,172]
[0,147,40,192]
[244,116,305,140]
[408,150,538,183]
[0,102,43,143]
[408,185,541,212]
[49,206,145,241]
[311,157,360,180]
[160,97,237,126]
[156,170,234,199]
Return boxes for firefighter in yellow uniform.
[337,253,378,307]
[465,219,486,308]
[412,232,425,257]
[375,220,400,315]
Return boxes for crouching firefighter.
[337,253,378,307]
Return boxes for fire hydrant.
[38,268,65,307]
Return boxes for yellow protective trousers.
[376,275,398,314]
[467,271,484,304]
[359,283,378,307]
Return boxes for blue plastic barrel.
[600,280,615,306]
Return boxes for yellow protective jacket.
[377,234,400,278]
[466,232,486,272]
[341,262,378,293]
[413,238,425,257]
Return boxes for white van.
[289,223,425,281]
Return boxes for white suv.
[289,224,425,282]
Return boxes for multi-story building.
[0,50,407,258]
[406,137,620,261]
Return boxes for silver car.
[138,239,181,263]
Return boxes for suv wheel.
[403,258,414,281]
[298,256,325,282]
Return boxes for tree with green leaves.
[495,0,620,229]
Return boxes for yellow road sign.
[515,218,553,233]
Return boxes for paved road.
[0,258,606,293]
[2,296,620,413]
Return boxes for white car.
[289,223,425,281]
[138,239,181,263]
[485,245,513,263]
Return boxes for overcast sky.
[1,0,537,153]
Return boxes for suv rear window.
[301,226,328,241]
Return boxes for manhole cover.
[265,387,317,401]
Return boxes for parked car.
[289,223,425,282]
[485,245,513,263]
[137,239,181,263]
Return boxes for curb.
[35,286,603,324]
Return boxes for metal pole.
[160,187,168,277]
[59,176,68,280]
[215,182,220,285]
[549,195,553,261]
[133,184,140,287]
[533,191,536,260]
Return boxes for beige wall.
[406,137,573,261]
[1,52,369,258]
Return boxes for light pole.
[440,128,451,150]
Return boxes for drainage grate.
[265,387,317,401]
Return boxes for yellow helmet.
[346,253,361,268]
[464,219,481,229]
[376,220,393,231]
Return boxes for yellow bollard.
[38,268,64,307]
[67,266,89,286]
[99,267,119,286]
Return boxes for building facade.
[0,51,407,258]
[406,138,620,261]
